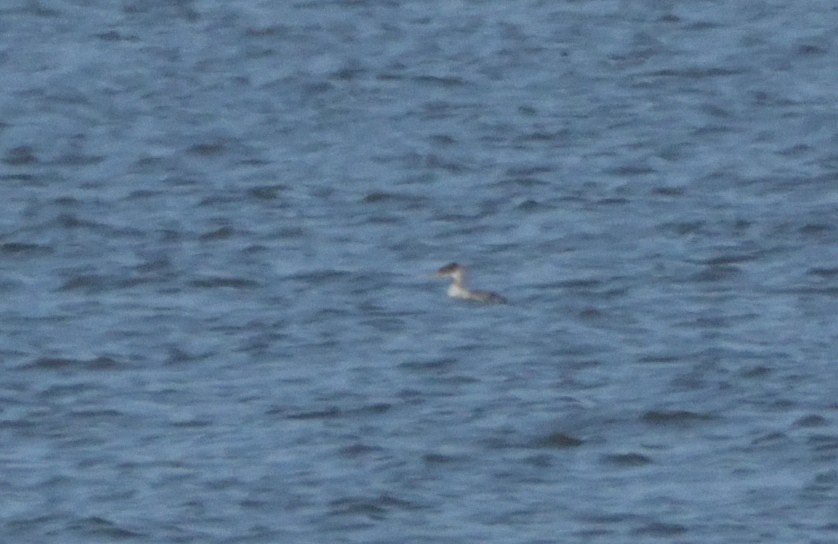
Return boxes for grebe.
[434,262,507,303]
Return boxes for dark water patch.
[287,269,353,283]
[795,415,827,428]
[3,514,59,540]
[59,273,113,291]
[533,432,584,449]
[286,407,341,420]
[807,266,838,278]
[411,75,467,87]
[397,388,423,401]
[589,197,630,207]
[186,142,225,156]
[53,153,104,167]
[772,286,838,297]
[647,66,741,79]
[0,173,38,185]
[2,145,38,166]
[422,452,459,465]
[132,256,173,275]
[740,365,772,378]
[696,253,759,266]
[329,494,418,520]
[165,347,206,366]
[632,521,687,537]
[200,226,237,240]
[797,44,827,56]
[515,198,544,211]
[514,130,566,143]
[333,66,366,81]
[59,270,160,291]
[125,189,163,200]
[199,192,253,206]
[691,123,735,137]
[578,307,604,320]
[20,356,122,372]
[778,143,813,156]
[691,264,742,282]
[53,213,103,230]
[544,278,604,290]
[422,153,469,173]
[361,191,426,207]
[276,226,305,238]
[601,453,653,467]
[807,434,838,454]
[579,512,634,525]
[85,356,122,370]
[651,186,685,197]
[247,184,288,200]
[0,242,52,255]
[340,443,384,457]
[496,176,551,189]
[70,408,124,419]
[67,515,143,540]
[659,220,706,236]
[170,418,213,429]
[242,243,269,254]
[190,276,259,289]
[428,133,456,146]
[350,402,392,416]
[94,30,139,42]
[44,84,93,106]
[366,214,401,224]
[799,223,833,236]
[504,165,553,177]
[400,358,458,372]
[637,353,681,364]
[748,432,787,447]
[676,315,738,330]
[245,24,292,38]
[804,470,838,493]
[604,164,655,177]
[361,316,406,333]
[641,410,714,426]
[523,453,553,468]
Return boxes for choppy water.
[2,1,838,542]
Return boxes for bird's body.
[434,262,506,303]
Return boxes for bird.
[434,262,506,303]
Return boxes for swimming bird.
[434,262,506,303]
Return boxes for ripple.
[285,407,341,420]
[533,432,584,449]
[67,516,144,540]
[0,242,53,255]
[18,356,123,372]
[190,277,260,289]
[247,184,288,200]
[601,453,654,467]
[690,265,743,282]
[328,494,420,519]
[632,521,688,536]
[795,415,827,428]
[2,145,38,166]
[199,226,238,240]
[640,410,714,426]
[339,443,384,457]
[807,267,838,278]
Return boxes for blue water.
[2,1,837,542]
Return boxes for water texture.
[1,1,837,542]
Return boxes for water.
[1,1,837,542]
